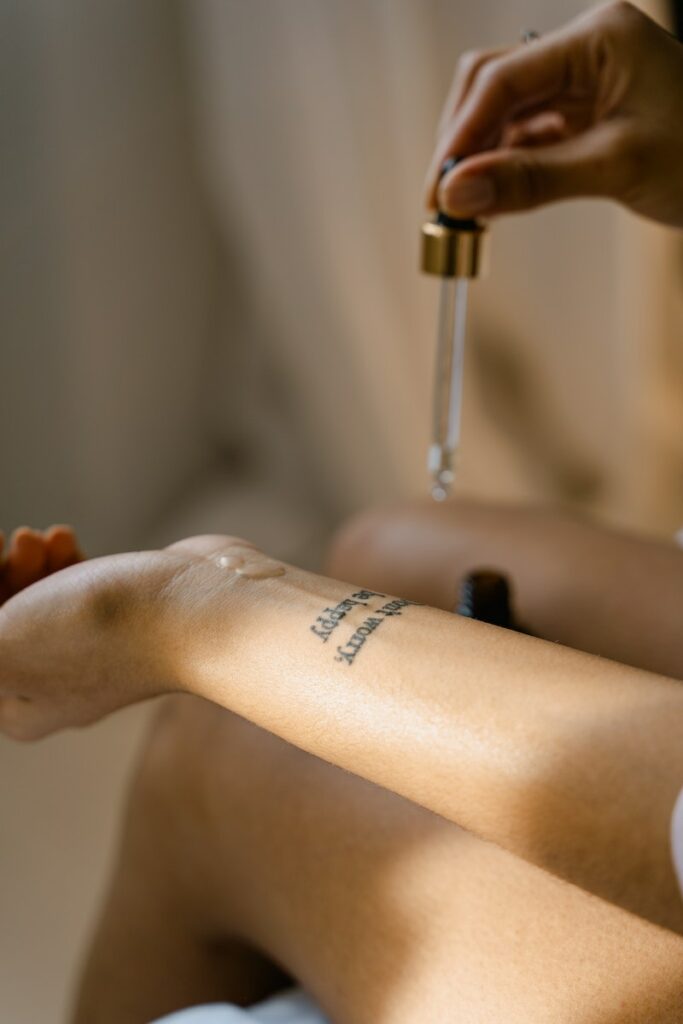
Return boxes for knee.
[144,690,258,768]
[131,696,249,831]
[325,506,395,581]
[136,695,300,829]
[325,499,463,587]
[327,498,515,610]
[130,697,209,827]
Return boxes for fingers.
[425,38,574,206]
[450,35,577,152]
[423,10,609,210]
[437,120,632,218]
[435,46,510,141]
[44,525,83,572]
[0,525,84,604]
[502,110,569,149]
[4,528,47,593]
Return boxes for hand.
[0,531,280,741]
[425,2,683,227]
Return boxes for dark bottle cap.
[456,570,515,629]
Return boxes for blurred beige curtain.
[185,0,683,533]
[0,1,217,553]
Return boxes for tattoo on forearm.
[309,590,386,643]
[334,597,419,665]
[309,591,420,666]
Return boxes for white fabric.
[152,989,328,1024]
[672,788,683,901]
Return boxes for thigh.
[72,699,289,1024]
[138,696,683,1024]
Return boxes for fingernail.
[440,175,495,216]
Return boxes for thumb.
[438,121,631,217]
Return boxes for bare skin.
[73,695,683,1024]
[1,504,682,1021]
[72,501,683,1023]
[3,522,683,926]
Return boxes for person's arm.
[326,499,683,681]
[1,533,681,932]
[168,538,683,933]
[425,1,683,227]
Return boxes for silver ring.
[521,29,540,43]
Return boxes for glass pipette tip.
[428,275,469,501]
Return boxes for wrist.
[164,560,363,709]
[86,552,194,701]
[149,551,300,702]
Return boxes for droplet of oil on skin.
[236,562,286,579]
[217,554,245,570]
[216,553,285,579]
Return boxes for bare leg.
[72,698,289,1024]
[326,499,683,679]
[73,694,683,1024]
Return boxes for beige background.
[1,1,681,1021]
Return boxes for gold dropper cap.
[421,155,488,278]
[421,212,487,278]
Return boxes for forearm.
[173,562,683,931]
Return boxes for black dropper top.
[456,570,517,629]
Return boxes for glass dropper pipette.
[429,273,470,500]
[420,161,487,500]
